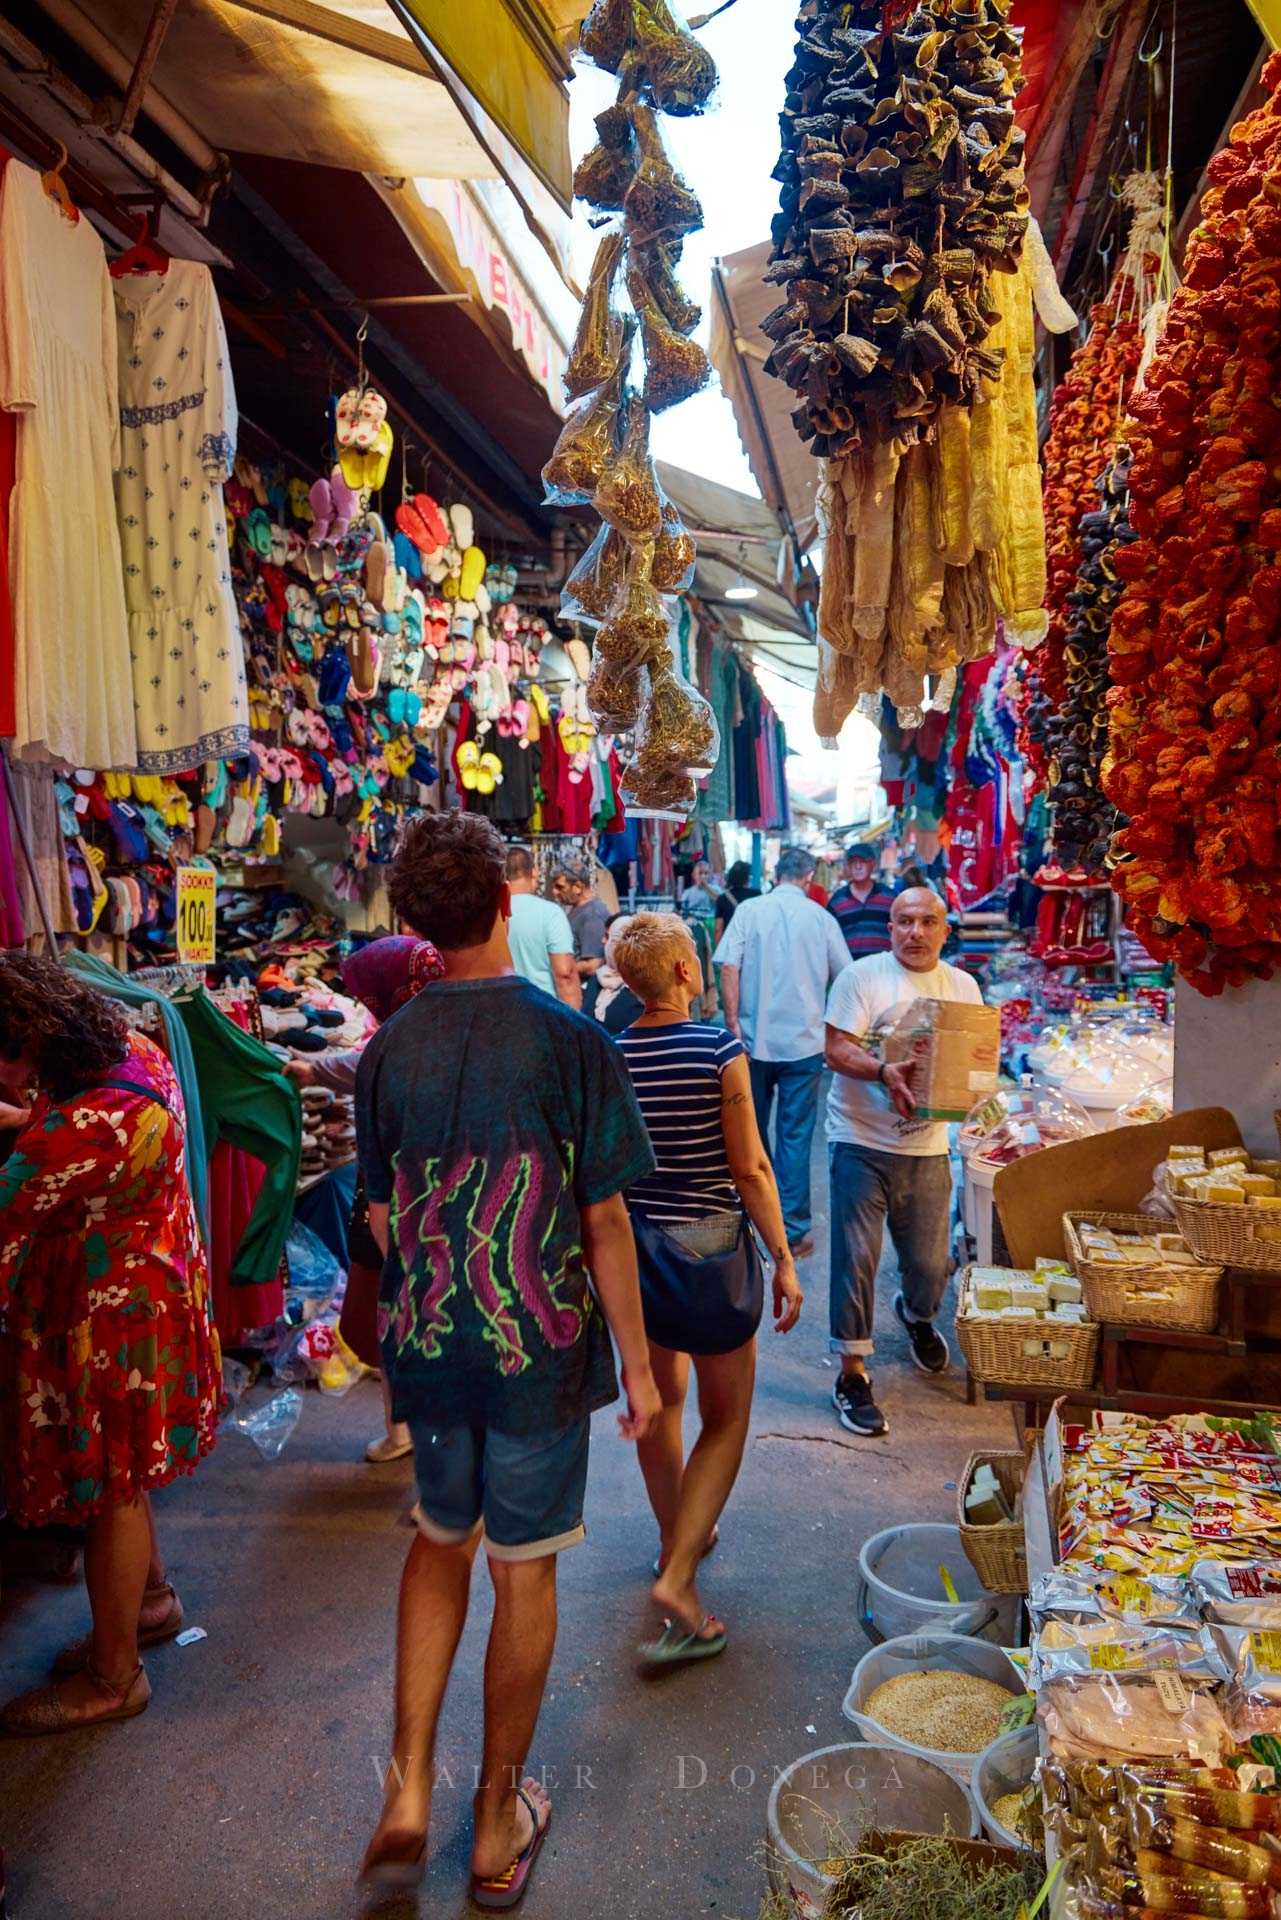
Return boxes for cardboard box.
[883,998,1001,1122]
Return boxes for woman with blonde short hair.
[613,913,803,1672]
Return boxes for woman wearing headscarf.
[286,935,443,1463]
[0,953,219,1733]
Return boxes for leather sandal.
[52,1582,184,1677]
[3,1662,151,1736]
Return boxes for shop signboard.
[175,865,216,966]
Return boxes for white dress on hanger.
[0,160,137,769]
[113,259,248,772]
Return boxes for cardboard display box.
[883,998,1001,1122]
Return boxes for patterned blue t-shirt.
[356,977,655,1434]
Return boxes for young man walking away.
[356,812,660,1905]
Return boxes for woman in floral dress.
[0,953,220,1734]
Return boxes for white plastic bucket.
[971,1726,1039,1848]
[842,1632,1024,1782]
[765,1738,979,1920]
[857,1522,1021,1645]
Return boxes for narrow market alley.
[1,1164,1009,1920]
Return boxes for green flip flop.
[637,1617,728,1674]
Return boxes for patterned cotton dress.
[0,1031,220,1527]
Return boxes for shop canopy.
[658,463,820,691]
[61,0,578,267]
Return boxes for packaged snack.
[1039,1672,1233,1769]
[650,492,697,593]
[1196,1564,1281,1629]
[561,522,628,625]
[1209,1150,1250,1169]
[623,103,703,242]
[1032,1628,1219,1688]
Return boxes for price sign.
[175,865,216,966]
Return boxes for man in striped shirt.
[826,844,897,961]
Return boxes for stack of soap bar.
[1048,1273,1083,1305]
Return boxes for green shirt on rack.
[171,987,303,1289]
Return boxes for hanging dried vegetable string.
[765,0,1073,731]
[1103,51,1281,994]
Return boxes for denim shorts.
[406,1415,591,1561]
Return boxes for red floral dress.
[0,1031,220,1526]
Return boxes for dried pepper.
[1103,51,1281,993]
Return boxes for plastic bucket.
[765,1738,978,1920]
[857,1523,1021,1645]
[971,1726,1039,1848]
[842,1632,1024,1782]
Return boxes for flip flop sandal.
[470,1787,550,1911]
[637,1618,728,1674]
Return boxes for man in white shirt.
[505,846,580,1007]
[823,887,981,1437]
[715,846,851,1257]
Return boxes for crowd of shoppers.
[0,822,979,1910]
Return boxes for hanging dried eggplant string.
[764,0,1068,730]
[552,0,721,818]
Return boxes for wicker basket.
[956,1270,1100,1391]
[1063,1211,1224,1333]
[957,1452,1027,1595]
[1172,1192,1281,1275]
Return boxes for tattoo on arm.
[725,1090,749,1108]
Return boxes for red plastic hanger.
[110,207,169,278]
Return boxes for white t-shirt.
[825,951,983,1156]
[507,892,574,999]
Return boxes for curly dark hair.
[389,811,507,951]
[0,953,128,1102]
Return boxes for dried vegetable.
[1043,449,1136,873]
[1103,53,1281,993]
[550,0,718,817]
[764,0,1067,725]
[1022,305,1141,780]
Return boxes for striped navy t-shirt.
[616,1021,744,1224]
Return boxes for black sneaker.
[893,1293,950,1374]
[832,1374,888,1437]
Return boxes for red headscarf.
[340,936,444,1024]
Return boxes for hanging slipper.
[459,544,487,602]
[329,467,359,542]
[393,528,423,583]
[449,502,475,551]
[288,476,314,525]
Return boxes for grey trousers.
[828,1143,953,1357]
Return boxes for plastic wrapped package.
[1121,1769,1281,1837]
[1194,1562,1281,1630]
[651,494,696,592]
[541,343,631,504]
[593,391,663,538]
[1205,1626,1281,1736]
[1031,1628,1221,1689]
[638,295,711,412]
[579,0,633,70]
[636,654,718,771]
[627,238,701,335]
[1031,1570,1201,1632]
[1127,1793,1281,1890]
[619,757,699,814]
[969,1082,1094,1168]
[561,522,629,626]
[624,103,704,240]
[587,651,646,731]
[1039,1672,1234,1769]
[573,138,636,213]
[627,0,717,114]
[594,561,671,669]
[565,232,630,400]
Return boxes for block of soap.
[999,1305,1038,1319]
[1036,1257,1073,1277]
[1049,1274,1083,1304]
[1090,1247,1128,1265]
[973,1283,1012,1312]
[1209,1148,1249,1168]
[1168,1147,1205,1166]
[1247,1193,1281,1210]
[1204,1180,1245,1203]
[1009,1280,1048,1310]
[1238,1173,1277,1197]
[1253,1160,1281,1180]
[1053,1302,1089,1322]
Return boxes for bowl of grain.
[842,1633,1024,1781]
[765,1738,978,1919]
[971,1726,1042,1851]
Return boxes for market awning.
[56,0,576,267]
[658,463,820,691]
[391,0,577,210]
[709,243,822,556]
